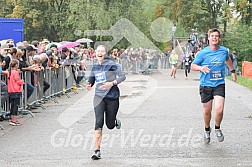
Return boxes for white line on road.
[156,86,198,89]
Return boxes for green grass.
[226,76,252,90]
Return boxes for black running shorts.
[199,84,225,103]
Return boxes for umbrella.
[58,42,80,51]
[46,42,62,50]
[76,38,93,43]
[59,41,69,45]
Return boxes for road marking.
[156,86,198,89]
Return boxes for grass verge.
[226,75,252,90]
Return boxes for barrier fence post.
[48,68,58,103]
[0,124,3,130]
[71,65,78,94]
[0,75,3,130]
[63,65,71,98]
[19,71,35,117]
[43,68,53,102]
[0,78,3,129]
[33,71,46,109]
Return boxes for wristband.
[231,69,235,73]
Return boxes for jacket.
[8,70,24,93]
[88,56,126,99]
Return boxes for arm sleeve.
[16,80,24,85]
[192,52,203,65]
[14,71,24,85]
[88,67,95,86]
[225,50,229,60]
[115,64,126,84]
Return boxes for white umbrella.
[76,38,93,43]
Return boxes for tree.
[67,0,149,48]
[233,0,252,25]
[224,24,252,62]
[162,0,225,33]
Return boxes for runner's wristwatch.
[231,69,236,73]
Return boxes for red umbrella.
[58,42,80,51]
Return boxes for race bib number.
[210,70,223,80]
[95,72,107,83]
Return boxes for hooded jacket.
[8,70,24,93]
[88,56,126,99]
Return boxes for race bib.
[210,70,223,80]
[95,72,107,83]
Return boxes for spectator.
[31,40,39,48]
[15,49,23,68]
[20,45,38,101]
[75,60,86,87]
[46,50,55,68]
[41,39,50,46]
[3,47,18,70]
[61,47,70,60]
[38,42,46,54]
[22,41,29,48]
[0,44,10,66]
[50,44,58,55]
[16,42,24,49]
[54,50,62,65]
[6,39,15,48]
[8,59,24,126]
[39,53,50,94]
[231,51,238,71]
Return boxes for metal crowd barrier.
[0,65,78,129]
[26,65,77,105]
[85,57,156,75]
[0,74,9,130]
[118,56,182,74]
[45,67,65,102]
[1,75,9,113]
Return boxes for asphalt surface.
[0,69,251,167]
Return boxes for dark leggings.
[76,76,84,85]
[43,80,50,93]
[10,98,20,116]
[26,83,34,100]
[93,96,119,130]
[185,65,191,77]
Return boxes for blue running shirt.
[193,46,229,87]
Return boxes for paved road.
[0,69,251,167]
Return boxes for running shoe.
[215,129,224,142]
[204,128,211,144]
[91,150,101,160]
[115,119,121,129]
[9,120,23,126]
